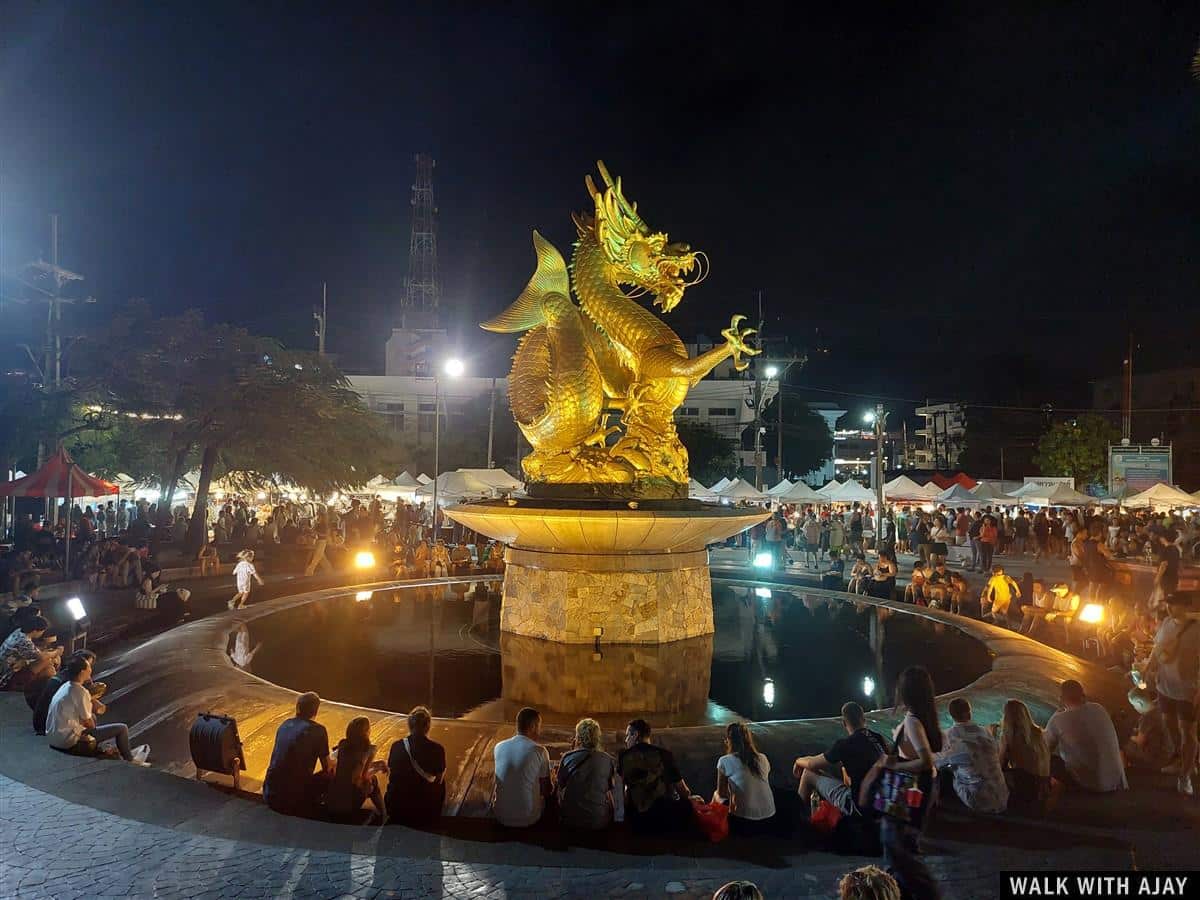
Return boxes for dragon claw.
[721,314,760,371]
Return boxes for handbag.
[868,767,930,828]
[810,799,843,834]
[689,796,730,843]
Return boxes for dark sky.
[3,2,1198,412]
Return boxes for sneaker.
[1178,776,1194,797]
[130,759,152,768]
[228,599,236,610]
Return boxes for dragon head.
[574,161,706,313]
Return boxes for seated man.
[820,550,846,591]
[925,562,952,609]
[619,718,694,833]
[1044,680,1127,792]
[0,616,62,691]
[46,653,145,765]
[492,707,552,828]
[262,691,332,817]
[1019,579,1055,636]
[933,697,1008,813]
[794,701,888,817]
[385,705,446,826]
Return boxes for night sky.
[3,2,1198,412]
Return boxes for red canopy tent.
[0,447,118,575]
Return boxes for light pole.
[864,404,887,550]
[754,364,780,490]
[432,357,465,537]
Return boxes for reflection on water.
[248,580,992,727]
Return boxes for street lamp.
[432,357,465,538]
[754,364,782,490]
[865,404,887,549]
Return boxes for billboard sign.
[1109,445,1172,496]
[1022,476,1075,489]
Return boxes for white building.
[913,402,966,468]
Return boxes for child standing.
[229,550,264,610]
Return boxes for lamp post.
[754,364,780,491]
[432,358,465,536]
[864,404,887,550]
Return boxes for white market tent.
[455,467,523,494]
[971,480,1021,500]
[689,478,719,501]
[817,479,842,496]
[1007,482,1094,507]
[709,476,732,493]
[717,478,768,501]
[416,473,433,484]
[915,481,943,500]
[828,480,876,503]
[883,475,928,501]
[777,480,829,503]
[414,471,492,502]
[1123,482,1199,511]
[392,471,421,488]
[935,483,981,505]
[767,478,794,496]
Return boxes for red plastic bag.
[809,799,843,834]
[690,797,730,842]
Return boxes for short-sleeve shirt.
[1044,703,1127,792]
[556,747,616,830]
[0,628,41,689]
[386,734,447,824]
[492,734,551,827]
[824,728,889,810]
[262,717,330,812]
[716,752,775,820]
[46,681,92,749]
[618,742,682,815]
[1154,618,1200,703]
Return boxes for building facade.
[912,402,966,469]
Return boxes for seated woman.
[431,540,452,578]
[197,541,220,578]
[385,706,446,826]
[714,721,776,835]
[904,563,929,605]
[820,549,846,591]
[0,615,62,691]
[326,716,388,824]
[556,717,617,830]
[997,699,1051,805]
[865,548,898,600]
[846,555,872,595]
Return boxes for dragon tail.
[480,230,571,333]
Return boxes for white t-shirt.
[717,752,775,820]
[1044,702,1127,792]
[492,734,550,827]
[46,681,92,750]
[234,560,257,592]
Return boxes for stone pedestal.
[500,547,713,643]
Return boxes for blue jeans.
[969,538,981,570]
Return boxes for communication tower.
[402,154,440,328]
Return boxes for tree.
[761,397,834,480]
[677,421,739,486]
[1034,414,1118,487]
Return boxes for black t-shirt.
[1159,544,1181,594]
[618,742,682,817]
[385,734,447,823]
[263,717,329,812]
[824,728,889,811]
[1014,517,1030,537]
[967,518,982,539]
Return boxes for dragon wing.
[480,231,570,333]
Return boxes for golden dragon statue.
[482,162,758,498]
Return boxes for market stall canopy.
[1123,482,1199,511]
[828,480,876,503]
[717,478,768,501]
[971,480,1021,500]
[709,477,732,493]
[455,468,523,494]
[0,447,118,498]
[390,471,421,488]
[883,475,928,501]
[935,483,981,505]
[689,478,718,501]
[414,471,492,501]
[817,479,842,496]
[915,481,943,500]
[416,473,433,484]
[777,480,829,503]
[1007,482,1095,507]
[767,478,794,496]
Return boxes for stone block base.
[500,547,714,644]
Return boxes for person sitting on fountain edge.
[794,701,888,817]
[618,718,694,833]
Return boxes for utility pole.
[313,282,327,355]
[486,377,497,468]
[776,378,784,480]
[753,291,765,490]
[873,402,886,547]
[1122,332,1133,441]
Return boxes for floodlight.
[355,590,373,602]
[754,587,772,599]
[863,411,876,424]
[753,552,774,568]
[66,597,86,621]
[354,551,376,569]
[862,675,876,698]
[762,678,776,707]
[765,365,779,379]
[1079,603,1104,624]
[443,358,465,377]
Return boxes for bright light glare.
[765,365,779,379]
[1079,603,1105,624]
[862,411,876,424]
[862,675,875,698]
[753,552,774,568]
[762,678,776,707]
[444,358,465,377]
[754,587,772,599]
[66,597,86,621]
[354,551,376,569]
[355,590,373,602]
